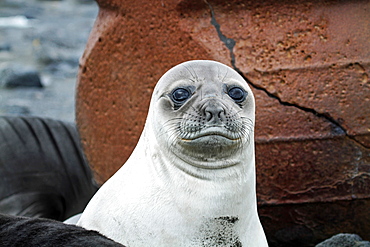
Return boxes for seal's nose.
[203,101,226,124]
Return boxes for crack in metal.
[205,1,368,149]
[204,0,236,67]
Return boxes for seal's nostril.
[218,111,226,121]
[205,111,212,122]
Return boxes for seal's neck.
[141,125,257,205]
[171,145,254,183]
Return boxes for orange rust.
[76,0,370,245]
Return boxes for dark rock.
[0,105,31,115]
[316,233,370,247]
[0,43,11,52]
[22,6,44,19]
[273,225,314,247]
[36,0,63,2]
[74,0,96,3]
[0,65,43,88]
[5,71,42,88]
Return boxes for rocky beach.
[1,1,369,246]
[0,0,98,123]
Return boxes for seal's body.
[78,60,268,247]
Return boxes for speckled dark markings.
[194,216,242,247]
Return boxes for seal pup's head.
[143,60,255,177]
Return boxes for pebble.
[316,233,370,247]
[0,43,11,52]
[0,105,31,115]
[0,64,43,88]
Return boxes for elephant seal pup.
[78,60,268,247]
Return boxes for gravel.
[0,0,98,123]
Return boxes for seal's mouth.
[181,126,240,141]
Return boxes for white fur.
[78,60,268,247]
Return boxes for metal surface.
[76,0,370,245]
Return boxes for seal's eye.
[228,86,246,103]
[171,88,191,104]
